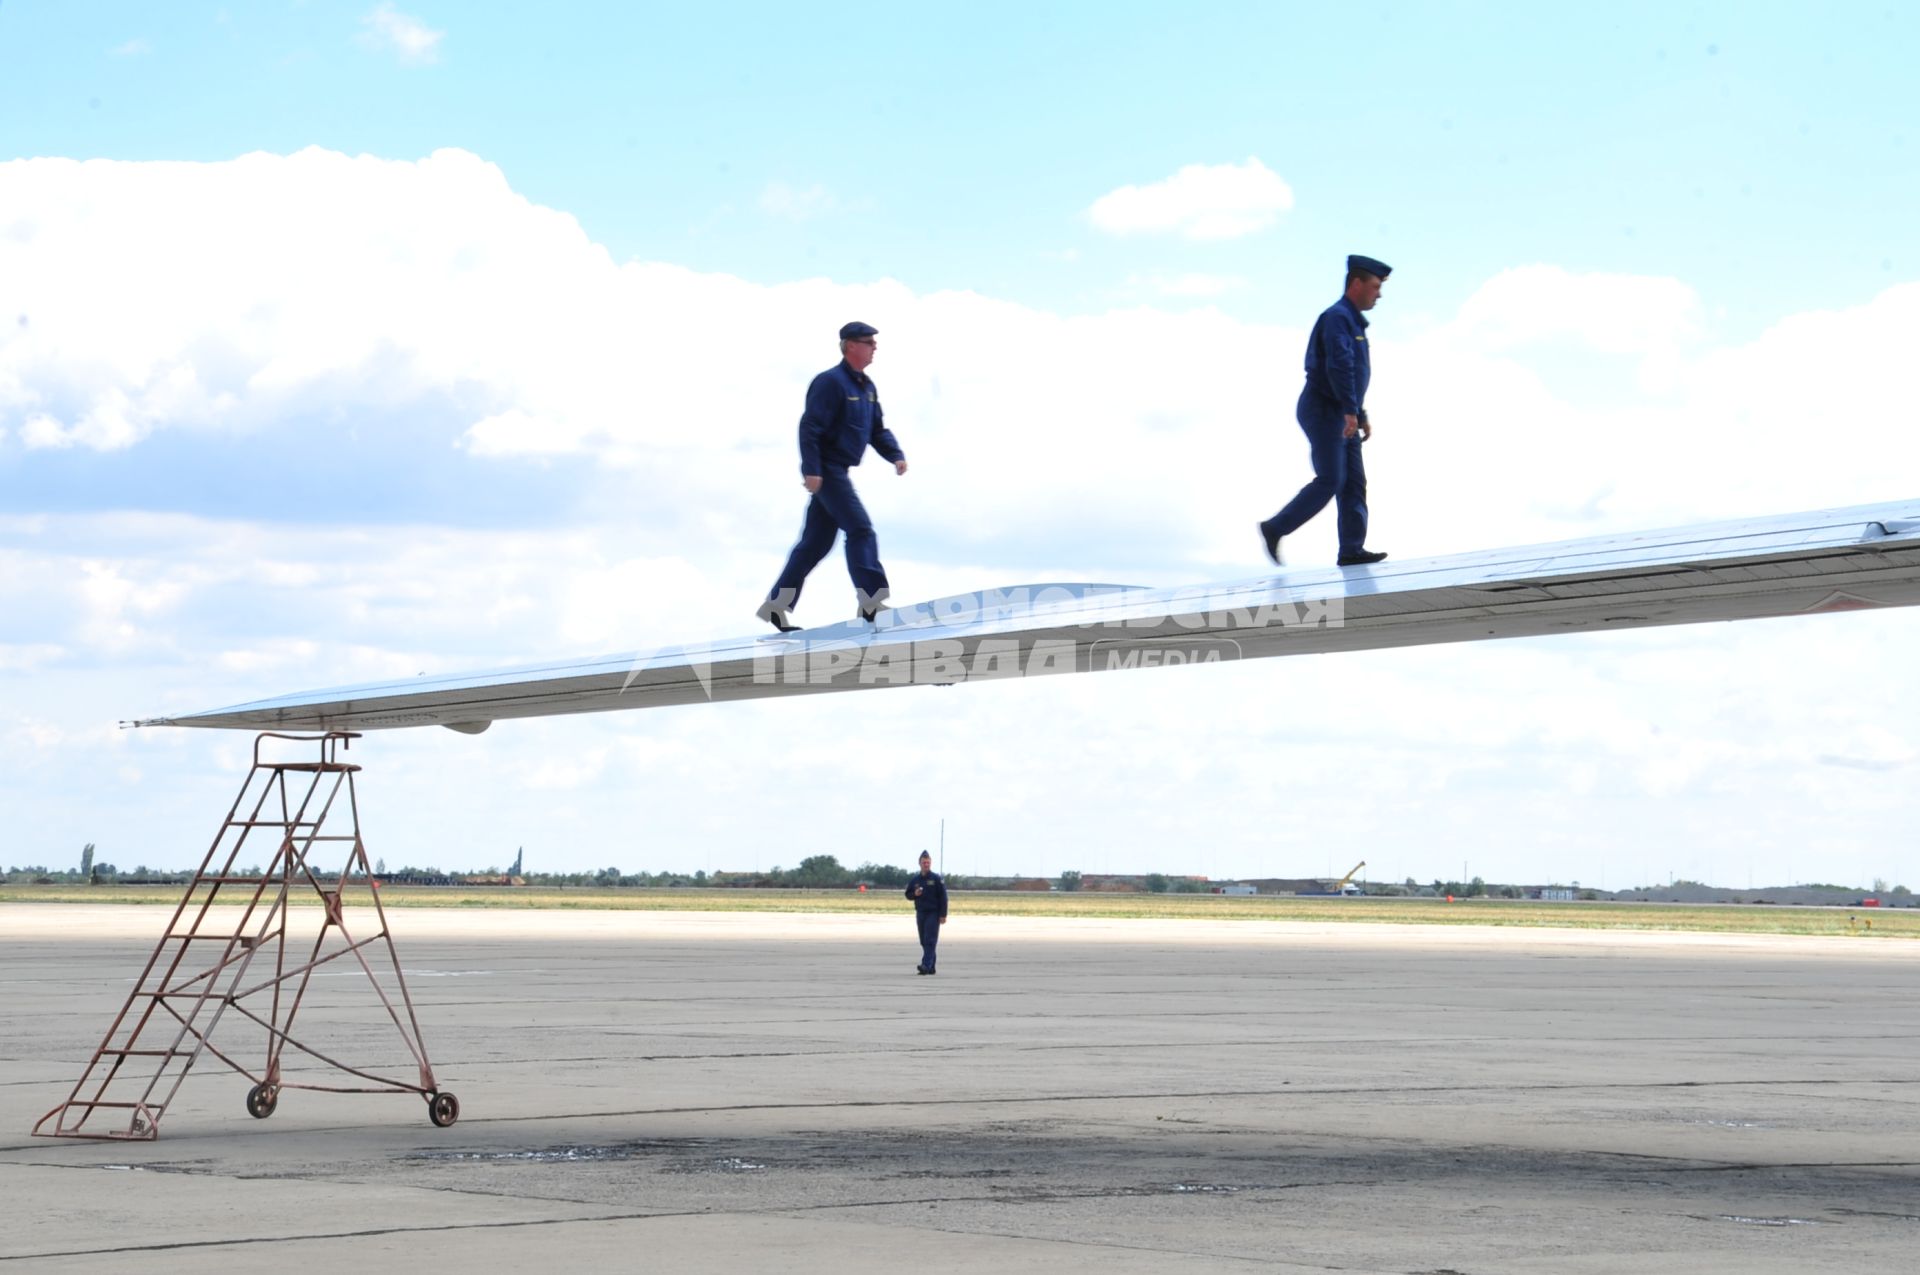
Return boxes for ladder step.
[100,1048,184,1058]
[163,934,270,950]
[125,990,217,1000]
[225,820,321,828]
[59,1100,168,1112]
[62,1101,171,1114]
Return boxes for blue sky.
[2,2,1917,887]
[6,2,1913,330]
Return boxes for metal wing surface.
[135,500,1920,734]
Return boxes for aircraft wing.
[134,499,1920,734]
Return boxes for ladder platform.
[34,731,449,1143]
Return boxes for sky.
[1,1,1916,889]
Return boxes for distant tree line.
[3,860,202,885]
[375,854,935,890]
[0,854,921,889]
[6,847,1910,901]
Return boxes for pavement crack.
[0,1211,697,1262]
[771,1209,1362,1269]
[467,1076,1920,1125]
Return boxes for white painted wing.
[134,500,1920,733]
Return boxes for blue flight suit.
[905,869,948,973]
[767,360,906,613]
[1263,295,1372,556]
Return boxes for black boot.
[755,600,800,633]
[1260,522,1283,566]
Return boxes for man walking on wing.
[757,321,908,632]
[1260,255,1392,568]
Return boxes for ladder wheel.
[246,1083,278,1119]
[428,1091,460,1128]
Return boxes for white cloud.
[0,644,65,671]
[759,181,835,221]
[359,4,444,66]
[215,639,320,675]
[109,38,151,58]
[524,748,609,791]
[461,407,583,457]
[9,718,67,749]
[1,149,1918,889]
[1088,158,1294,240]
[19,413,76,449]
[2,146,1912,559]
[1451,264,1704,356]
[74,559,190,654]
[1128,271,1248,298]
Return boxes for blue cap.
[1347,254,1392,279]
[839,321,879,340]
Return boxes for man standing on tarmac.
[1260,255,1393,568]
[905,851,948,975]
[756,321,908,632]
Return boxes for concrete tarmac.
[3,904,1918,1272]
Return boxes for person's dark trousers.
[1262,392,1369,557]
[916,911,940,972]
[767,467,890,612]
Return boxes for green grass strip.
[3,884,1915,939]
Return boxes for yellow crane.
[1331,860,1366,895]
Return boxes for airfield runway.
[3,904,1918,1273]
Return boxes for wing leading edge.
[134,500,1920,733]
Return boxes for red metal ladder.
[33,731,458,1140]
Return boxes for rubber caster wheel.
[246,1083,278,1119]
[428,1091,460,1128]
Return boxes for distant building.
[1213,883,1257,896]
[1240,878,1327,896]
